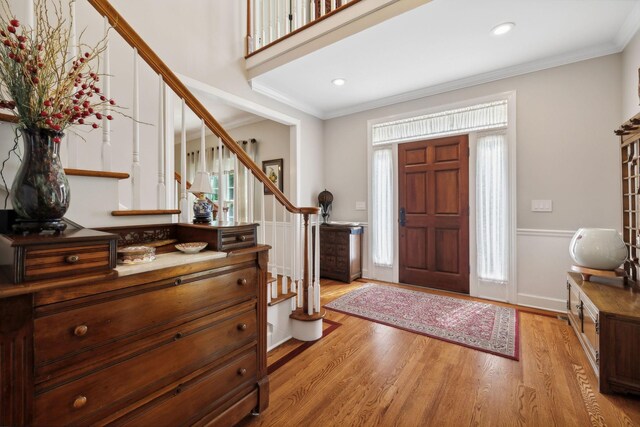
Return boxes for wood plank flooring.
[238,279,640,427]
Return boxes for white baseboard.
[517,293,566,313]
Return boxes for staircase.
[0,0,324,344]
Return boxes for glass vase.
[10,127,70,233]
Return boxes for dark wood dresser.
[319,224,363,283]
[0,224,269,426]
[566,272,640,395]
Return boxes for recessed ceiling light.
[491,22,515,36]
[332,78,346,86]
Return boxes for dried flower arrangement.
[0,0,116,140]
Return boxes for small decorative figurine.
[318,189,333,224]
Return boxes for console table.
[0,223,269,426]
[566,272,640,395]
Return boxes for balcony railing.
[246,0,360,56]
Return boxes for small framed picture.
[262,158,283,195]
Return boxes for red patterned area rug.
[325,284,519,360]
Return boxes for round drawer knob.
[174,332,183,341]
[237,235,247,242]
[174,278,182,286]
[73,395,87,409]
[237,278,247,286]
[65,255,80,264]
[74,325,88,337]
[237,323,247,331]
[237,368,247,376]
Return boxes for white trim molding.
[516,228,575,313]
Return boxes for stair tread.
[269,291,297,307]
[290,307,326,321]
[267,275,277,284]
[111,209,181,216]
[66,168,130,180]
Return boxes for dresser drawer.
[34,306,257,426]
[120,349,257,426]
[35,266,257,365]
[24,242,114,281]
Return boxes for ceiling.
[173,87,264,140]
[251,0,640,119]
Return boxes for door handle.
[399,208,406,227]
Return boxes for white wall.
[323,54,623,311]
[622,27,640,121]
[324,54,622,230]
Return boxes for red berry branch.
[0,0,121,140]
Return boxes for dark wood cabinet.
[0,225,269,426]
[566,272,640,395]
[318,224,363,283]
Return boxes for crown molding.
[322,42,623,119]
[253,41,623,120]
[249,79,325,118]
[615,0,640,49]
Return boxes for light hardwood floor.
[239,279,640,427]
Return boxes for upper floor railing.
[246,0,361,56]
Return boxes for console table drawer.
[120,349,257,426]
[35,266,257,365]
[219,227,257,251]
[25,243,113,282]
[34,307,257,426]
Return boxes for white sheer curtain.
[476,132,509,283]
[372,148,394,267]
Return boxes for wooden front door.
[398,135,469,293]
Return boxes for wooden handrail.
[88,0,318,216]
[174,172,191,190]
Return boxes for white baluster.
[254,0,262,50]
[179,100,188,222]
[290,211,295,294]
[320,0,325,17]
[282,206,287,295]
[233,151,239,222]
[260,182,266,242]
[271,201,278,300]
[301,0,308,26]
[249,141,255,222]
[297,214,303,308]
[131,48,141,209]
[307,216,313,315]
[331,0,336,12]
[272,196,277,294]
[26,1,34,32]
[101,17,112,171]
[315,214,321,312]
[218,138,224,220]
[157,77,166,209]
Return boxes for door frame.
[366,91,517,303]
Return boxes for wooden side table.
[318,224,363,283]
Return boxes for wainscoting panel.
[516,229,576,312]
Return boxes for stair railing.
[85,0,323,319]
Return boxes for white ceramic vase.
[569,228,627,270]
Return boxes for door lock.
[399,208,406,226]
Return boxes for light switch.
[531,199,552,212]
[355,201,366,211]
